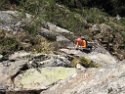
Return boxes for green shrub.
[71,57,101,68]
[31,36,54,54]
[42,4,87,35]
[0,30,54,58]
[0,37,18,51]
[71,57,81,67]
[121,31,125,42]
[17,1,108,39]
[0,31,18,51]
[83,8,107,24]
[120,18,125,26]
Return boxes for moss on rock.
[20,67,76,89]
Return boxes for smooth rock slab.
[15,67,77,90]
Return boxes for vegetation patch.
[71,57,101,68]
[1,0,125,60]
[0,30,54,59]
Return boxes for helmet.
[77,38,82,42]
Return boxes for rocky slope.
[0,10,125,94]
[0,44,124,94]
[90,23,125,60]
[41,60,125,94]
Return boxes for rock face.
[0,51,75,91]
[16,67,77,90]
[90,23,125,60]
[0,45,125,94]
[56,36,70,42]
[1,46,120,94]
[1,10,125,94]
[47,22,72,34]
[0,60,28,88]
[60,47,117,67]
[40,60,125,94]
[0,11,20,31]
[0,11,31,32]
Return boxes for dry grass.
[71,57,101,68]
[0,30,54,59]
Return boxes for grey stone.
[40,61,125,94]
[56,36,70,42]
[0,54,3,59]
[0,83,8,90]
[9,51,32,60]
[47,22,73,34]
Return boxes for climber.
[75,37,87,49]
[75,36,92,51]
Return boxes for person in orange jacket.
[75,37,87,49]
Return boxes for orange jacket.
[76,40,87,48]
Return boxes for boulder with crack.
[40,60,125,94]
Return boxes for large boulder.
[90,23,112,34]
[0,60,28,86]
[56,35,70,42]
[8,51,32,61]
[0,51,74,90]
[14,67,77,90]
[28,54,72,68]
[59,48,117,67]
[89,24,100,35]
[89,23,125,60]
[47,22,73,34]
[40,60,125,94]
[0,11,31,32]
[99,23,112,32]
[0,11,19,31]
[39,28,57,41]
[8,51,73,68]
